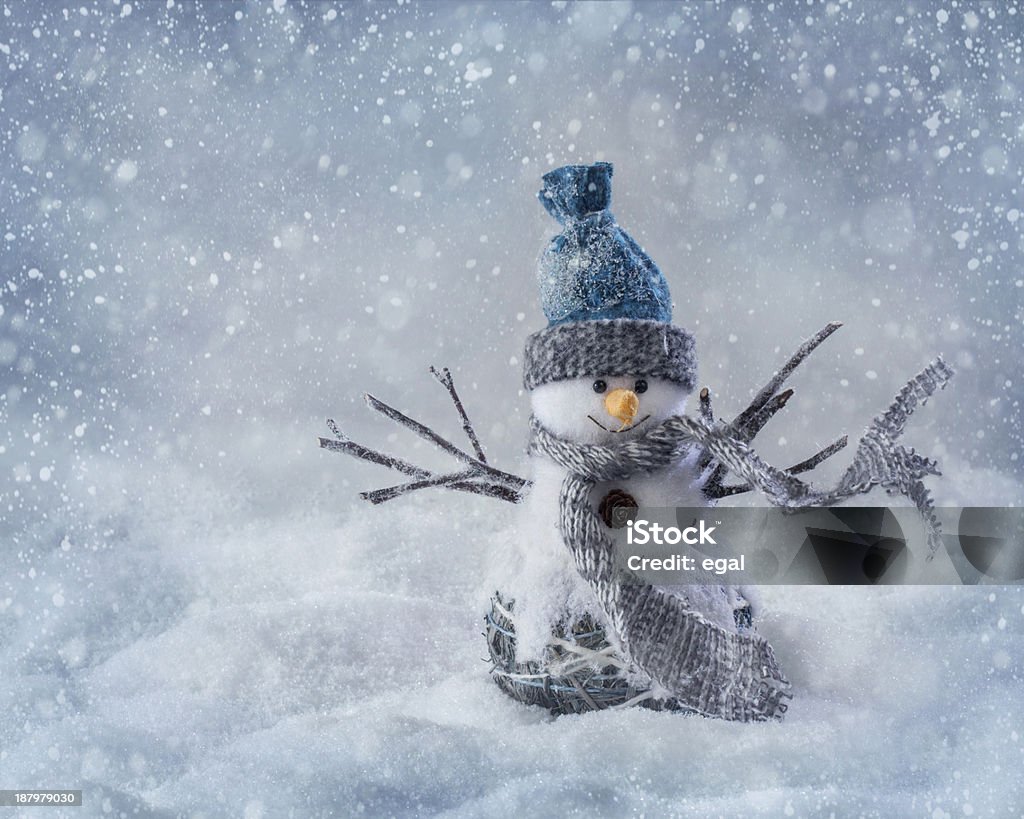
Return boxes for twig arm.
[364,392,477,465]
[732,321,842,433]
[362,477,524,505]
[783,435,848,475]
[698,322,842,480]
[364,393,528,489]
[359,470,476,503]
[699,387,713,425]
[321,368,530,506]
[431,365,488,463]
[741,388,793,441]
[318,433,430,479]
[704,436,848,499]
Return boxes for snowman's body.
[507,374,745,661]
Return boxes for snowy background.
[2,1,1023,816]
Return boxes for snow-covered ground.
[3,456,1022,817]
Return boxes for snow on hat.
[523,162,697,391]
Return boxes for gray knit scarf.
[528,414,793,721]
[525,356,953,721]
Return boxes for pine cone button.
[599,488,638,529]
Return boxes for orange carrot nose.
[604,388,639,428]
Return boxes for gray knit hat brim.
[523,319,697,391]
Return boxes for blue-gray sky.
[2,0,1022,541]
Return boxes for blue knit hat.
[537,162,672,325]
[523,163,697,391]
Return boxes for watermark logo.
[626,518,717,546]
[612,507,1024,585]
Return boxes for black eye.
[592,379,607,394]
[634,379,648,394]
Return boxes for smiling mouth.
[587,414,652,433]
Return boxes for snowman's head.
[524,163,697,444]
[530,373,690,444]
[524,318,697,445]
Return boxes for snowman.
[510,163,753,674]
[322,162,953,721]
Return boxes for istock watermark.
[626,518,718,546]
[612,507,1024,585]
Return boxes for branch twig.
[732,321,842,434]
[742,388,793,442]
[318,433,430,479]
[699,322,843,488]
[699,387,713,425]
[700,388,795,482]
[783,435,848,475]
[363,392,527,490]
[705,436,848,499]
[360,470,475,503]
[320,369,529,505]
[360,473,522,505]
[431,366,488,463]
